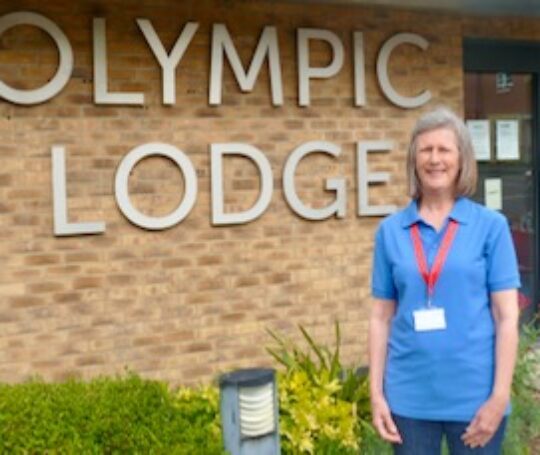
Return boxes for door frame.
[463,37,540,320]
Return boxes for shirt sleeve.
[371,225,397,300]
[486,214,521,292]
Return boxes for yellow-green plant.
[267,321,379,453]
[278,369,358,454]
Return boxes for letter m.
[209,24,283,106]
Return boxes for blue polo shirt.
[371,197,520,421]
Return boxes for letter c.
[377,33,431,109]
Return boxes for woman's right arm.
[369,298,402,444]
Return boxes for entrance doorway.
[464,39,539,322]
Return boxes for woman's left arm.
[462,288,519,449]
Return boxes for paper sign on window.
[496,120,519,160]
[484,178,502,211]
[466,120,490,161]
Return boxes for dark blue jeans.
[392,414,507,455]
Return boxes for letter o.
[0,12,73,104]
[115,143,198,230]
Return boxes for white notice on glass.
[467,120,490,160]
[496,120,519,160]
[484,178,502,211]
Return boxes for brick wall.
[0,0,538,384]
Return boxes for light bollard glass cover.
[220,368,280,455]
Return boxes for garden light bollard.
[219,368,280,455]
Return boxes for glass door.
[464,39,539,322]
[464,72,536,320]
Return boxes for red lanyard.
[410,220,458,307]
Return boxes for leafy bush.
[267,321,386,454]
[503,318,540,454]
[278,369,358,454]
[0,373,224,454]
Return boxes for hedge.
[0,373,224,454]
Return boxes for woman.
[369,107,520,454]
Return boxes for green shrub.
[0,373,224,454]
[173,385,223,454]
[503,318,540,455]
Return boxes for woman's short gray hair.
[407,106,477,199]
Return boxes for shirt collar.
[400,197,470,228]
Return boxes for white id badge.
[413,307,447,332]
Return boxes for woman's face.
[415,127,460,196]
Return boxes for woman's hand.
[369,298,400,443]
[371,394,403,444]
[462,289,518,448]
[461,394,508,448]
